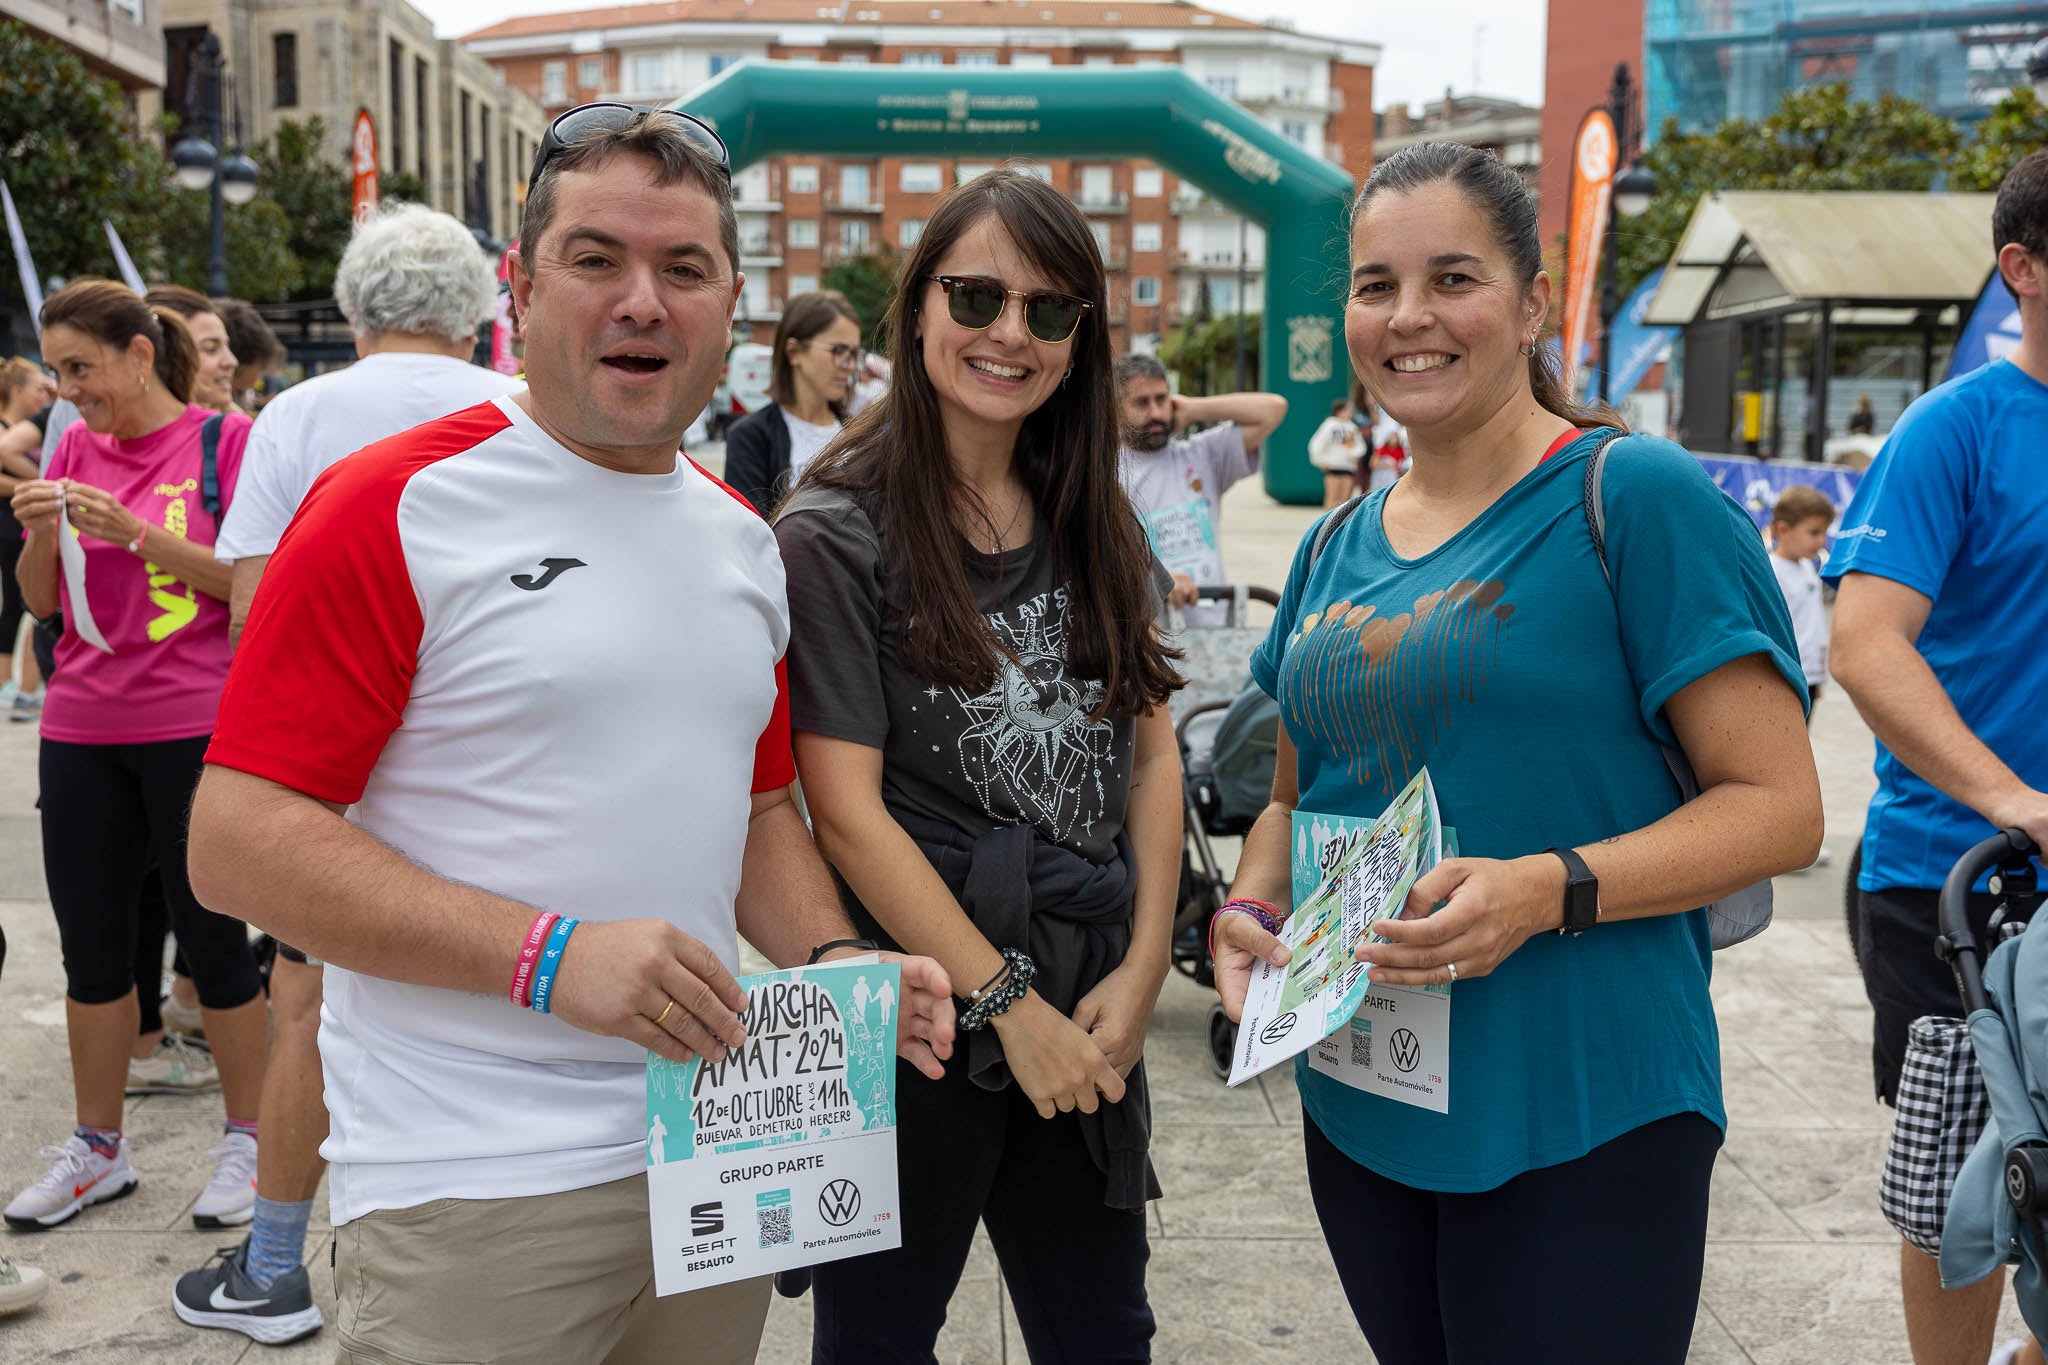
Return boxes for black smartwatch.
[1547,847,1600,936]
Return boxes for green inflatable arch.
[673,62,1355,506]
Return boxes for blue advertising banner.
[1945,270,2021,382]
[1695,454,1863,551]
[1577,269,1677,404]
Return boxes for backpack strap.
[1305,494,1365,574]
[1579,426,1629,584]
[200,413,224,521]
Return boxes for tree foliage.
[821,252,899,350]
[0,18,169,315]
[253,118,356,299]
[1949,87,2048,193]
[1159,312,1260,396]
[155,187,301,302]
[1615,83,1960,297]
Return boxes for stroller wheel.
[1206,1002,1237,1082]
[2006,1145,2048,1219]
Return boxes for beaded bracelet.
[1208,898,1287,963]
[958,947,1036,1032]
[510,911,561,1007]
[528,917,581,1015]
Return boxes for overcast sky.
[412,0,1548,113]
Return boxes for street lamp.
[2028,37,2048,105]
[1597,62,1656,407]
[173,33,259,296]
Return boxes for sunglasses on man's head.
[927,275,1091,345]
[530,102,730,188]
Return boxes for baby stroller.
[1907,828,2048,1337]
[1165,585,1281,1080]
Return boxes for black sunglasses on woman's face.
[529,103,730,189]
[927,275,1092,345]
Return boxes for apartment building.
[462,0,1377,351]
[159,0,548,241]
[2,0,166,119]
[1376,92,1541,198]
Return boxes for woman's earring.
[137,373,147,395]
[1518,338,1537,358]
[1062,366,1074,385]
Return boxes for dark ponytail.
[1353,142,1626,433]
[41,278,200,404]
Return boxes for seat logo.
[691,1201,723,1236]
[510,558,586,591]
[818,1179,861,1226]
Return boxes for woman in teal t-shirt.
[1212,144,1821,1363]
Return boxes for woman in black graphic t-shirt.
[775,169,1183,1361]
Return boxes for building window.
[837,164,871,205]
[1091,222,1111,256]
[1009,51,1052,68]
[788,163,819,194]
[272,33,297,108]
[955,162,993,185]
[839,220,869,253]
[1133,222,1162,252]
[1083,54,1116,67]
[900,218,924,247]
[788,219,819,248]
[902,52,944,66]
[542,60,567,105]
[388,40,406,172]
[1280,119,1308,146]
[1133,168,1163,198]
[789,273,819,294]
[1134,276,1160,306]
[578,57,601,88]
[626,52,665,93]
[1205,74,1238,97]
[956,52,996,67]
[708,54,745,76]
[415,57,429,179]
[900,163,942,193]
[837,53,869,65]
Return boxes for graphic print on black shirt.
[949,583,1116,845]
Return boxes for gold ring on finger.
[653,999,676,1026]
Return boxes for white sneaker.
[3,1135,138,1229]
[159,991,206,1041]
[127,1034,220,1095]
[0,1250,48,1315]
[191,1131,257,1228]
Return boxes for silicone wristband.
[1208,902,1285,964]
[510,911,560,1007]
[528,917,580,1015]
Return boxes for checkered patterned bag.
[1880,1014,1990,1256]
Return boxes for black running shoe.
[172,1238,323,1345]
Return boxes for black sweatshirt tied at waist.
[892,810,1162,1211]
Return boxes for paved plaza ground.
[0,463,2033,1361]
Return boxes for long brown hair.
[1353,142,1625,432]
[804,168,1180,719]
[41,279,200,404]
[769,289,861,411]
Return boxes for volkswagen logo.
[1259,1012,1297,1044]
[1389,1028,1422,1074]
[818,1179,862,1227]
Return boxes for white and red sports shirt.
[209,395,793,1224]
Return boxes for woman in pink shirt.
[4,280,268,1233]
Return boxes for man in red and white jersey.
[185,106,955,1364]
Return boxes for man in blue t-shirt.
[1829,149,2048,1365]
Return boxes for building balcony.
[1239,87,1341,113]
[733,196,782,213]
[740,239,783,266]
[822,187,884,213]
[737,300,783,324]
[1101,247,1129,270]
[1170,190,1230,215]
[1174,250,1263,271]
[821,241,874,263]
[1073,189,1128,214]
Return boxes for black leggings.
[40,735,261,1011]
[1305,1110,1721,1365]
[810,1055,1154,1363]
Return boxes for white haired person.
[170,202,518,1347]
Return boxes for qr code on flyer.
[1350,1022,1371,1071]
[758,1202,793,1248]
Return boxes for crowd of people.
[0,100,2042,1365]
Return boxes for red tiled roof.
[463,0,1269,43]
